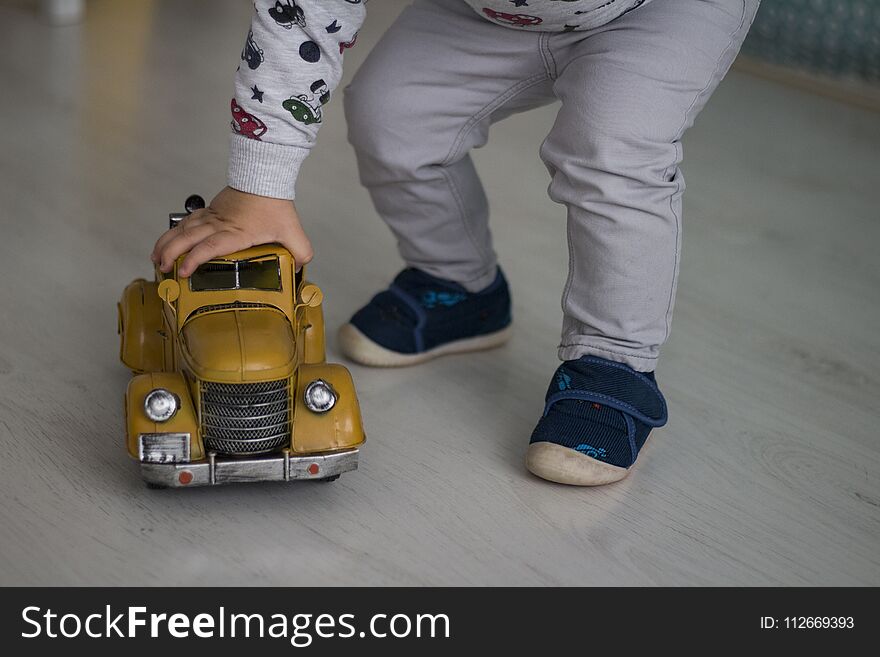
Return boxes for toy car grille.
[201,379,290,454]
[191,301,274,317]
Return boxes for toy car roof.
[174,243,294,266]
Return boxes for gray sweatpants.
[344,0,759,371]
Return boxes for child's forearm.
[228,1,367,200]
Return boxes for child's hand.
[151,186,314,277]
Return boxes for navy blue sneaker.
[526,356,668,485]
[338,267,512,366]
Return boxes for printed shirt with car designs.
[229,0,650,199]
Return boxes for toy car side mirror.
[299,284,323,308]
[158,279,180,304]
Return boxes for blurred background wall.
[743,0,880,81]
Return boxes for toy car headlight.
[144,388,179,422]
[138,433,191,464]
[304,379,337,413]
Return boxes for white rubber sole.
[337,322,513,368]
[525,442,630,486]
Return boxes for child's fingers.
[151,230,174,263]
[156,222,217,272]
[150,210,211,263]
[179,231,255,278]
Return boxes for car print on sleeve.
[268,0,306,29]
[241,29,264,70]
[230,98,268,140]
[282,79,330,126]
[482,7,543,27]
[339,32,358,54]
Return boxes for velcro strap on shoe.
[543,356,668,428]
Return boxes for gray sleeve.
[227,1,367,199]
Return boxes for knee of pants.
[540,122,683,211]
[343,75,428,184]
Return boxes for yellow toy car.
[118,195,365,488]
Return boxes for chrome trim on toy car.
[141,448,359,487]
[138,432,191,464]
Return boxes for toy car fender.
[118,279,164,373]
[299,302,326,364]
[292,363,365,454]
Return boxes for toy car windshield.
[189,255,282,291]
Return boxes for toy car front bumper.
[140,448,359,488]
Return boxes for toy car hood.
[181,307,296,383]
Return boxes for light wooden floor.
[1,0,878,586]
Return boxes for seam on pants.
[438,71,552,269]
[561,198,576,333]
[661,0,751,345]
[437,165,493,270]
[538,32,558,80]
